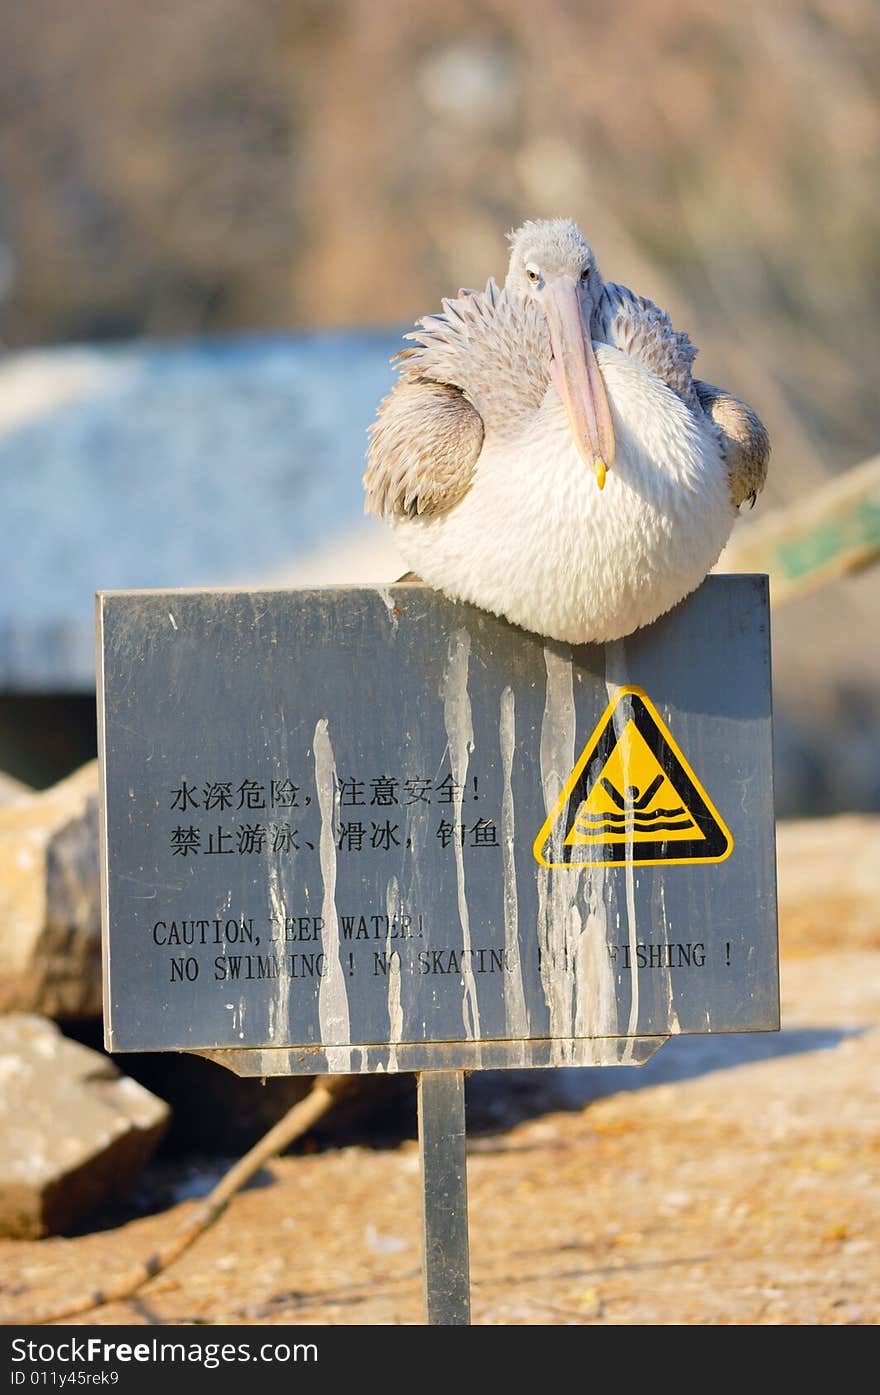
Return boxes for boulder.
[0,1014,169,1238]
[0,761,101,1019]
[0,771,32,805]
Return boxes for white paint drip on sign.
[537,647,582,1063]
[657,877,681,1034]
[605,640,641,1060]
[266,860,289,1044]
[440,629,480,1043]
[385,876,404,1072]
[574,860,616,1040]
[314,718,352,1072]
[376,586,399,631]
[500,685,528,1056]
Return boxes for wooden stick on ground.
[5,1075,352,1326]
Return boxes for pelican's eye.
[580,266,592,282]
[525,264,541,284]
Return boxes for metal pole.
[417,1069,471,1325]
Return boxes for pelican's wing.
[595,283,699,404]
[596,284,769,507]
[695,380,770,509]
[401,278,549,428]
[365,279,549,520]
[364,376,484,520]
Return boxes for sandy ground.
[0,913,876,1328]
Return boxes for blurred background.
[0,0,878,810]
[0,3,879,1317]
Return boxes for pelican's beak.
[545,274,615,489]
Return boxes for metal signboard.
[98,575,779,1075]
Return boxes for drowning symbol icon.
[533,685,734,869]
[577,771,696,837]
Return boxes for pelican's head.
[506,218,615,489]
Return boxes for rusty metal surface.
[98,576,779,1070]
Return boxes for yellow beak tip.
[595,460,607,490]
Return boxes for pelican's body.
[397,343,730,642]
[365,220,768,644]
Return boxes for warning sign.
[533,686,733,869]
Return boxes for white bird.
[364,218,769,644]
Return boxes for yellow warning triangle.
[533,685,733,869]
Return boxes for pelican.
[364,218,769,644]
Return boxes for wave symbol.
[575,774,696,837]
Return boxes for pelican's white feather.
[390,346,732,643]
[365,218,768,642]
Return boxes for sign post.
[418,1070,470,1326]
[97,576,779,1324]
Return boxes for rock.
[777,814,880,953]
[0,1014,168,1238]
[0,771,32,805]
[0,761,101,1019]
